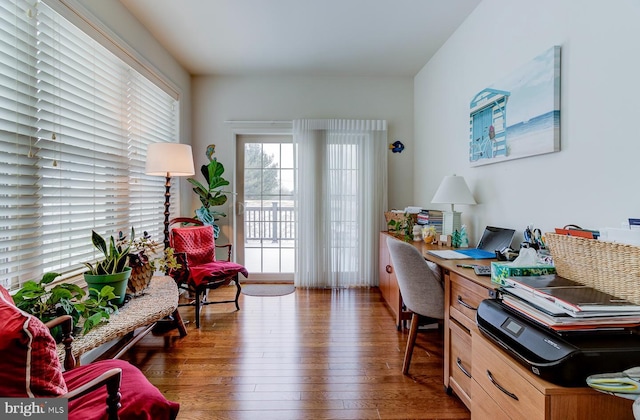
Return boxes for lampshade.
[432,174,476,236]
[145,143,195,176]
[431,174,477,212]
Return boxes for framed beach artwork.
[469,46,560,166]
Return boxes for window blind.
[0,1,178,290]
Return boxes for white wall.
[191,75,414,240]
[414,0,640,244]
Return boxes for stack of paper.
[500,274,640,332]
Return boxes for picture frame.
[469,46,561,166]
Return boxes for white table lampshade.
[431,174,476,235]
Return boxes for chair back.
[387,237,444,320]
[170,225,216,266]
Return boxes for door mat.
[241,284,295,297]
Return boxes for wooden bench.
[58,276,186,365]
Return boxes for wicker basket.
[544,233,640,304]
[126,263,154,297]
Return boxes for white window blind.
[0,1,178,290]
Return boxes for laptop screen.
[476,226,515,252]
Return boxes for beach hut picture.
[469,46,560,166]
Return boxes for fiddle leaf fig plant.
[187,157,230,238]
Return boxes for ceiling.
[118,0,481,77]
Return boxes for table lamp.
[145,143,195,249]
[431,174,476,236]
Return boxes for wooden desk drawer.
[472,333,545,420]
[471,380,511,420]
[449,272,488,329]
[449,318,472,408]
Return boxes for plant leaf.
[99,285,116,299]
[41,272,60,285]
[92,230,107,255]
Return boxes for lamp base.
[163,175,172,250]
[442,211,462,236]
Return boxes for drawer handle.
[487,370,519,401]
[456,357,472,378]
[386,265,393,274]
[457,295,477,311]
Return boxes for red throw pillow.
[171,225,216,265]
[65,359,179,420]
[0,284,14,304]
[0,286,67,397]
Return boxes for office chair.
[387,237,445,374]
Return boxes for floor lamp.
[431,174,476,236]
[145,143,195,249]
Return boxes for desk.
[379,232,634,419]
[57,276,186,365]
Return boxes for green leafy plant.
[117,228,180,272]
[12,272,117,337]
[387,213,414,242]
[84,230,131,275]
[187,157,230,238]
[75,285,118,334]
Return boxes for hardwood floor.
[121,286,471,420]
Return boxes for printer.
[476,299,640,387]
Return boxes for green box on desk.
[490,262,556,286]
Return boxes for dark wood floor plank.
[121,285,470,419]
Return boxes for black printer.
[476,299,640,387]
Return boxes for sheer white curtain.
[293,119,388,288]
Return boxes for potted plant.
[117,228,180,296]
[83,230,132,305]
[12,272,118,338]
[387,212,414,242]
[187,156,230,238]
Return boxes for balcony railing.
[244,202,295,242]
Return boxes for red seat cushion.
[0,286,68,397]
[190,261,249,287]
[65,359,179,420]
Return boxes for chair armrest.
[215,243,233,261]
[62,367,122,420]
[45,315,76,371]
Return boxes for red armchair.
[0,285,179,420]
[169,217,248,328]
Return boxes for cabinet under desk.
[378,231,634,419]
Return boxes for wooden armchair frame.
[46,315,122,420]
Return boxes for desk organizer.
[545,232,640,305]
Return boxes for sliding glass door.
[235,135,295,282]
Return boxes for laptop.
[428,226,516,260]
